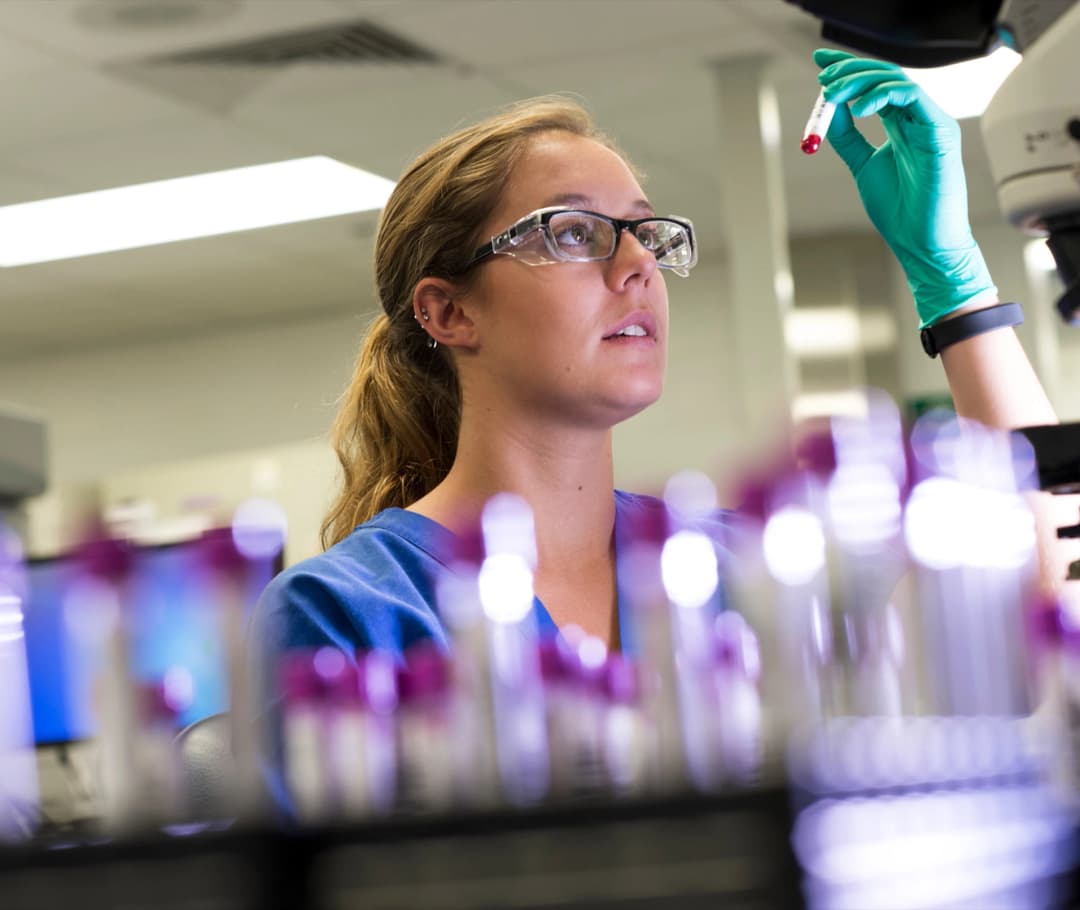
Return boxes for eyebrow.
[542,193,656,217]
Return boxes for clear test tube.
[823,397,911,717]
[434,528,502,810]
[618,504,688,793]
[540,632,608,802]
[602,654,647,798]
[539,636,578,800]
[197,525,270,822]
[0,528,38,840]
[353,650,399,816]
[318,647,398,820]
[478,494,549,807]
[76,532,140,834]
[801,87,836,155]
[132,674,188,827]
[394,641,456,814]
[904,414,1037,716]
[760,488,834,728]
[711,612,763,784]
[661,527,723,792]
[279,650,332,825]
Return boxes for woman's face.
[461,131,670,430]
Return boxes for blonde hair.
[321,97,624,548]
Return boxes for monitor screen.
[22,538,279,745]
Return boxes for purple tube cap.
[397,641,451,703]
[794,430,837,477]
[279,650,322,704]
[76,532,136,583]
[446,525,486,569]
[538,638,574,684]
[198,527,249,576]
[620,500,671,545]
[1026,597,1080,652]
[604,653,640,704]
[138,680,185,722]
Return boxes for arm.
[814,50,1077,593]
[939,306,1057,428]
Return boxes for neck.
[421,406,616,556]
[408,405,620,644]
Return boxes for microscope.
[787,0,1080,576]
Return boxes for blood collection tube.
[198,526,267,821]
[711,612,763,783]
[435,528,502,809]
[801,87,835,155]
[133,676,188,826]
[394,642,456,814]
[76,531,140,833]
[279,651,331,824]
[0,527,38,840]
[303,646,396,821]
[478,494,549,806]
[619,504,689,793]
[602,653,647,797]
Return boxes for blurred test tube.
[479,494,549,806]
[435,528,502,809]
[73,530,139,833]
[904,412,1037,716]
[0,527,38,840]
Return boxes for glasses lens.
[637,220,693,268]
[547,212,615,261]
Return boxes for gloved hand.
[813,48,997,328]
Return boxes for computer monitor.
[21,537,280,746]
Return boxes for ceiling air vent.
[160,19,442,65]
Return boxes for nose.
[605,227,658,290]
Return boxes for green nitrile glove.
[813,48,997,329]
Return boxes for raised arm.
[814,49,1077,592]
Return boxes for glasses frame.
[462,206,698,274]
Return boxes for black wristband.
[920,302,1024,358]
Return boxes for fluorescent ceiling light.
[904,46,1021,120]
[0,156,395,267]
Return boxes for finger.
[821,64,954,129]
[822,69,912,109]
[824,101,875,178]
[818,57,903,86]
[851,80,954,132]
[812,47,854,68]
[848,79,922,118]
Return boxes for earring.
[420,308,431,322]
[427,335,438,350]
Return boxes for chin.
[608,381,664,424]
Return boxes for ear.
[412,278,478,350]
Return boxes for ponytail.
[320,312,460,548]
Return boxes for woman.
[254,49,1064,666]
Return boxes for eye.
[553,218,595,248]
[635,223,663,251]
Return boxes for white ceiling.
[0,0,1005,361]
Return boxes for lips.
[602,311,658,340]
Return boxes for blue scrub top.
[252,490,734,665]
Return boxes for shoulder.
[254,509,454,658]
